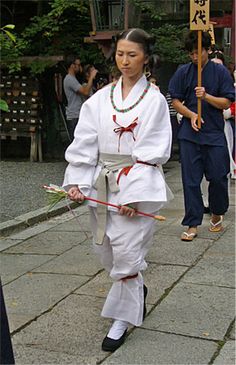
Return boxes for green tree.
[0,24,20,111]
[151,23,189,64]
[132,0,189,64]
[0,23,23,74]
[1,0,105,75]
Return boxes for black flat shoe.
[143,284,148,320]
[102,329,127,352]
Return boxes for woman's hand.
[119,205,137,217]
[67,186,85,203]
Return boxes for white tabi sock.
[107,320,129,340]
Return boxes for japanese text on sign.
[190,0,209,30]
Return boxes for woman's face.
[115,39,148,81]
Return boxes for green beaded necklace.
[110,81,151,113]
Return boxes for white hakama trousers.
[224,121,236,178]
[89,207,155,326]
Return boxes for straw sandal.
[209,215,223,232]
[181,231,197,242]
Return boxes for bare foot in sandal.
[209,215,223,232]
[181,226,197,241]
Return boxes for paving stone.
[7,223,56,240]
[32,241,102,276]
[215,226,236,243]
[75,263,187,306]
[4,273,89,333]
[12,294,111,364]
[0,253,55,284]
[148,233,211,266]
[229,321,235,340]
[4,230,88,255]
[143,282,235,340]
[182,238,235,287]
[213,340,235,365]
[0,238,22,252]
[13,345,82,365]
[103,328,218,365]
[49,213,91,232]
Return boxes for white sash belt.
[94,153,134,245]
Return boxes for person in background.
[148,75,157,85]
[209,48,225,65]
[201,53,236,213]
[168,31,235,241]
[166,92,179,158]
[110,65,121,82]
[63,28,172,352]
[82,64,97,98]
[63,56,98,141]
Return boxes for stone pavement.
[0,161,235,365]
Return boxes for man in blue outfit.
[168,31,235,241]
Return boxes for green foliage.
[19,0,91,56]
[151,24,189,64]
[0,24,26,73]
[29,60,56,75]
[0,99,9,112]
[1,24,16,42]
[131,0,164,21]
[1,0,103,75]
[131,1,189,64]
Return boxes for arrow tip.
[154,215,166,221]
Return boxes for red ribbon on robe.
[113,115,158,184]
[113,115,138,152]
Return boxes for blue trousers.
[180,140,230,227]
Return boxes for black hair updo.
[112,28,160,73]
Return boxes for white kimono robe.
[63,75,172,326]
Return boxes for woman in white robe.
[63,28,172,352]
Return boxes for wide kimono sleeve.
[117,90,173,207]
[63,94,99,193]
[132,92,172,165]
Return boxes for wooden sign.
[190,0,210,128]
[190,0,210,31]
[206,22,216,45]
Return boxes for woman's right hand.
[119,204,137,217]
[67,186,85,203]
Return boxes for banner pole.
[197,30,202,129]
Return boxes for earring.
[144,65,151,78]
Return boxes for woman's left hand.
[119,205,137,217]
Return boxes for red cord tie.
[117,166,133,184]
[121,273,138,282]
[113,115,138,152]
[117,161,159,184]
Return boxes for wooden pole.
[197,30,202,129]
[89,0,97,33]
[124,0,129,30]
